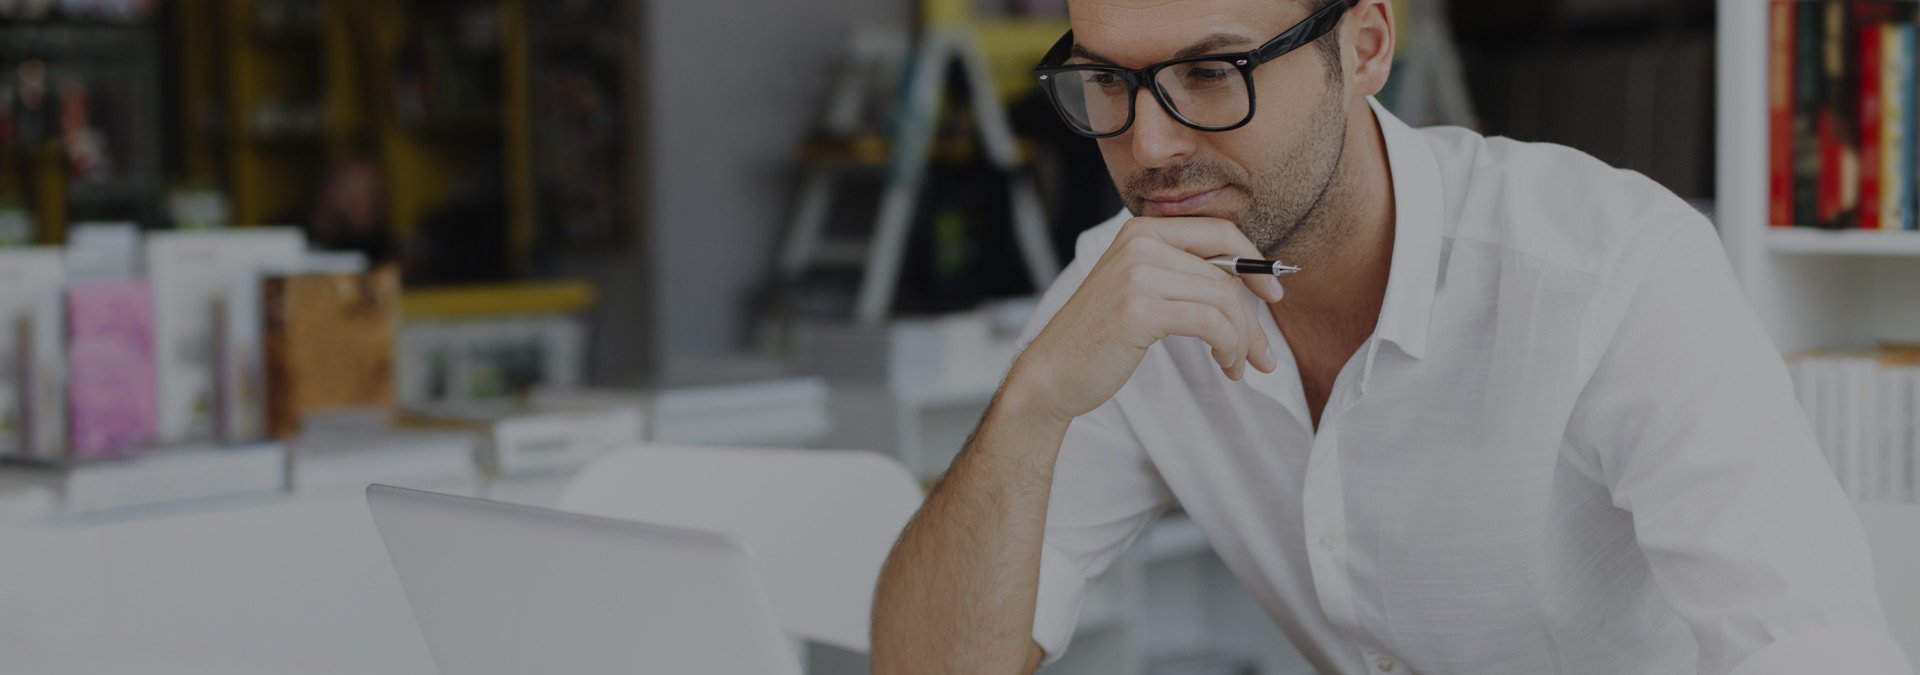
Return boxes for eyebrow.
[1069,32,1256,66]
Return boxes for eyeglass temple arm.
[1250,0,1359,65]
[1038,30,1074,70]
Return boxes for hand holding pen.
[1000,216,1297,424]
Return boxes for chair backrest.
[557,444,924,654]
[1858,501,1920,663]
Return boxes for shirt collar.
[1366,96,1445,361]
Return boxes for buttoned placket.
[1362,645,1401,674]
[1244,301,1391,662]
[1299,336,1376,639]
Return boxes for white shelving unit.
[1768,228,1920,256]
[1718,0,1920,353]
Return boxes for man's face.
[1067,0,1350,257]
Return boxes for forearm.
[871,386,1070,674]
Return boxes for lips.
[1140,186,1228,217]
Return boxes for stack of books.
[651,377,831,446]
[1787,348,1920,503]
[0,225,396,515]
[1768,0,1920,231]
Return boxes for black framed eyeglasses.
[1033,0,1358,138]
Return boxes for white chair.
[1858,502,1920,664]
[556,444,924,655]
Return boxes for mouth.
[1140,186,1229,217]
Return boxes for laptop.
[366,484,803,675]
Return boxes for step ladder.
[777,24,1061,324]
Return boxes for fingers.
[1149,243,1285,306]
[1121,216,1261,260]
[1118,217,1286,303]
[1153,300,1255,379]
[1118,265,1277,378]
[1242,274,1285,304]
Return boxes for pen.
[1207,256,1301,276]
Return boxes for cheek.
[1096,137,1136,179]
[1199,128,1279,183]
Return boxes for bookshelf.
[173,0,538,275]
[1718,0,1920,354]
[1769,227,1920,255]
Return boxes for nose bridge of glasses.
[1129,80,1202,144]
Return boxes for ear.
[1347,0,1395,98]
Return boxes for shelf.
[400,279,597,319]
[1768,228,1920,257]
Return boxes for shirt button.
[1375,655,1396,672]
[1318,533,1337,550]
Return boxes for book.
[398,397,644,476]
[287,417,476,496]
[1815,0,1907,229]
[1896,23,1912,231]
[1872,364,1898,501]
[65,280,156,460]
[262,267,400,439]
[1880,24,1905,230]
[146,229,306,444]
[0,441,285,515]
[648,379,832,446]
[1859,18,1884,230]
[1789,348,1920,503]
[0,248,67,461]
[63,221,140,281]
[1771,0,1798,226]
[1909,366,1920,501]
[1817,354,1845,483]
[1849,355,1872,496]
[1775,1,1920,231]
[1816,0,1853,229]
[394,316,587,407]
[1794,1,1824,227]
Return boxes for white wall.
[631,0,911,382]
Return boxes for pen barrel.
[1207,256,1296,276]
[1232,259,1275,275]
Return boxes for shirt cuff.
[1728,622,1914,675]
[1032,543,1089,666]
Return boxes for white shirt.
[1021,99,1911,675]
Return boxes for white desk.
[0,469,578,675]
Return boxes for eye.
[1088,72,1125,89]
[1183,65,1233,85]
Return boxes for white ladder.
[777,26,1061,324]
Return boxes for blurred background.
[7,0,1917,673]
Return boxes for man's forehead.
[1065,0,1304,67]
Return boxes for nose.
[1125,84,1199,169]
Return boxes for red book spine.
[1820,109,1841,226]
[1862,21,1884,230]
[1771,0,1797,226]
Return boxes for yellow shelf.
[973,17,1071,104]
[401,280,597,319]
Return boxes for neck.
[1272,100,1396,324]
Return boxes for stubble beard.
[1118,89,1350,264]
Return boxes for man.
[871,0,1912,673]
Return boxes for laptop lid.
[366,484,802,675]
